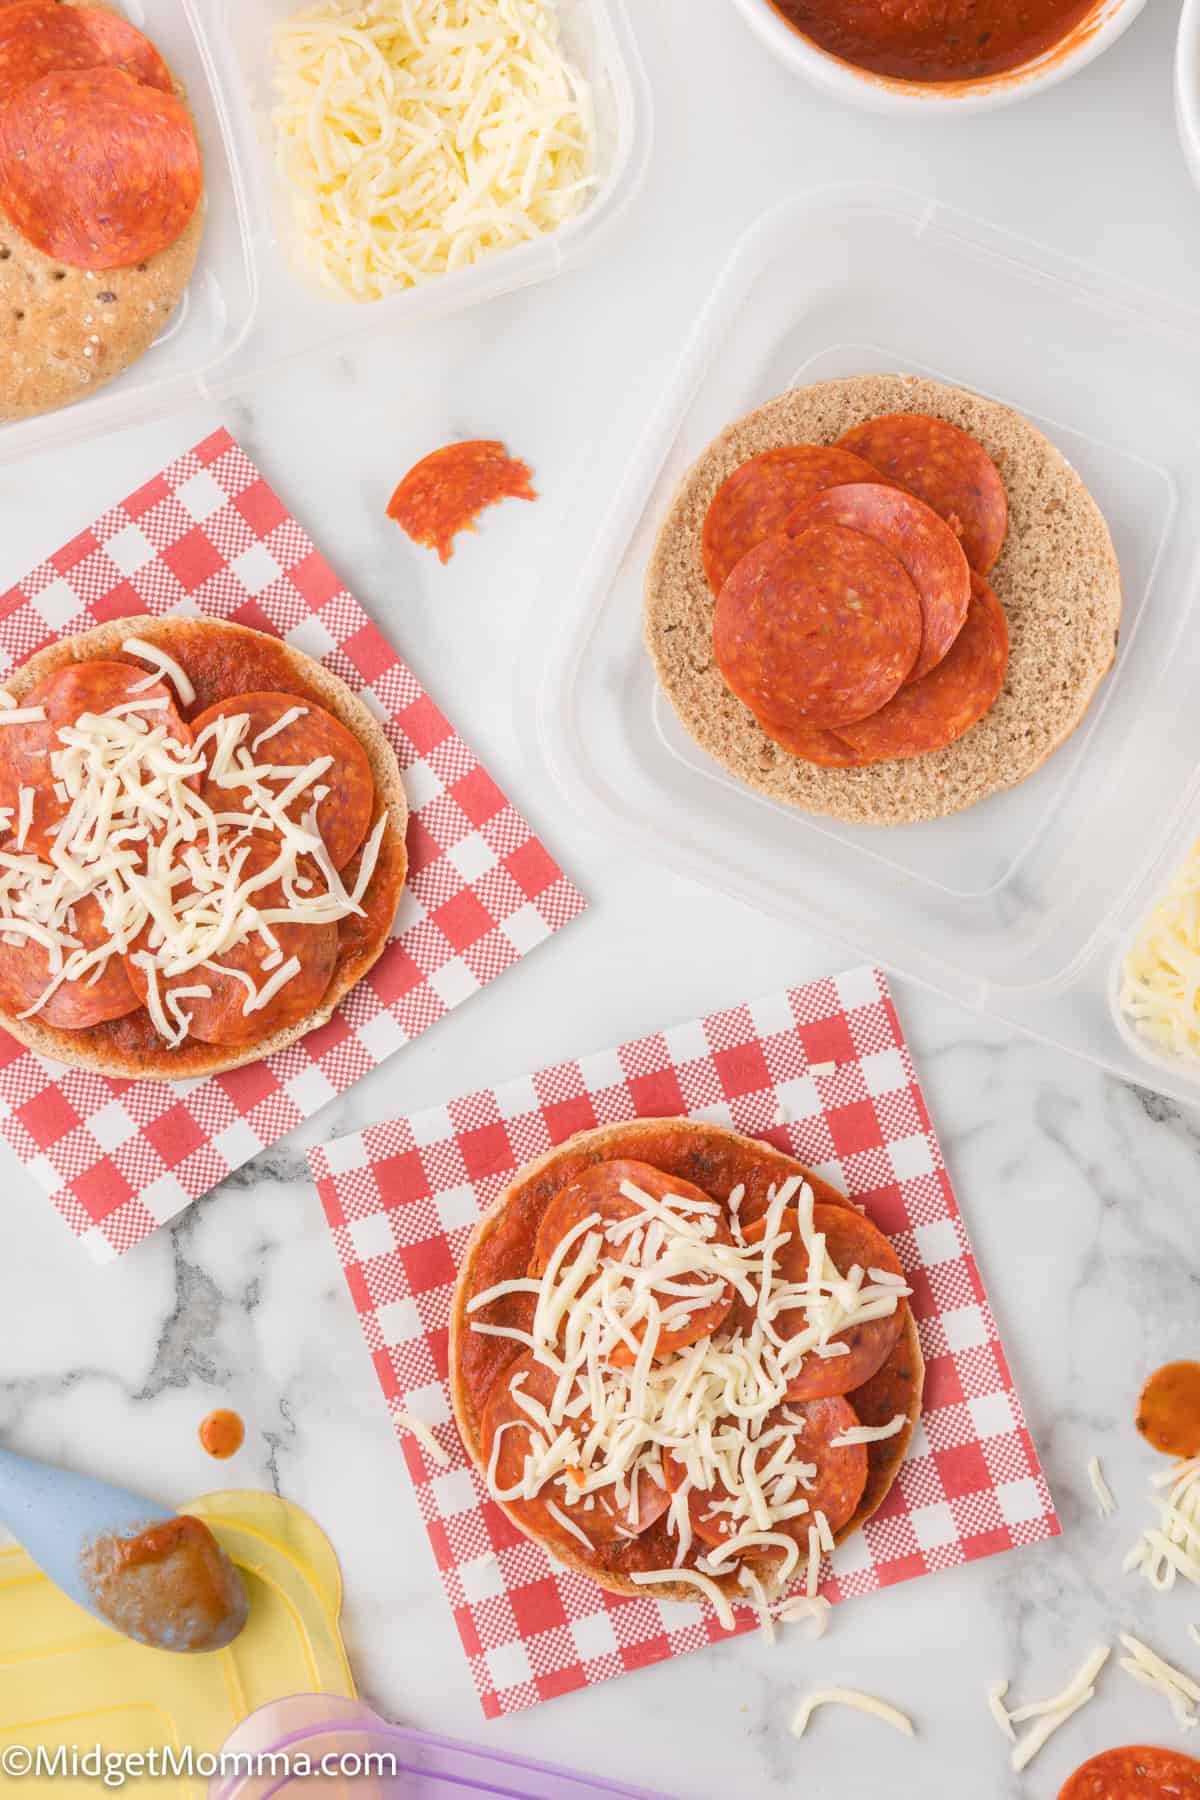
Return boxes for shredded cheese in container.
[271,0,597,303]
[1120,836,1200,1060]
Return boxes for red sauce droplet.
[1136,1361,1200,1460]
[199,1408,244,1459]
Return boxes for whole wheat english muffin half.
[0,615,408,1079]
[450,1117,923,1603]
[0,1,204,424]
[645,374,1122,826]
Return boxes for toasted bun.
[450,1117,924,1604]
[0,615,408,1078]
[645,374,1122,826]
[0,3,204,425]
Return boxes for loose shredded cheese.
[629,1568,735,1632]
[790,1688,914,1740]
[1120,836,1200,1059]
[1087,1453,1117,1518]
[1124,1455,1200,1591]
[121,637,197,707]
[0,705,46,725]
[1118,1632,1200,1730]
[830,1413,907,1449]
[396,1410,451,1466]
[986,1679,1015,1743]
[271,0,597,304]
[775,1594,830,1636]
[1005,1645,1110,1773]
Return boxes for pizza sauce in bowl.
[731,0,1146,112]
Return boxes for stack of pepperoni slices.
[704,413,1011,768]
[0,3,202,271]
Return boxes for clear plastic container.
[0,0,651,463]
[534,183,1200,1104]
[210,1695,670,1799]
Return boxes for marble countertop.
[4,2,1200,1795]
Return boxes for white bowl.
[1176,0,1200,186]
[728,0,1148,115]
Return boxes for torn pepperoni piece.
[1058,1747,1200,1799]
[387,440,536,563]
[782,483,971,682]
[480,1349,670,1549]
[532,1159,736,1365]
[834,574,1008,762]
[734,1204,908,1401]
[835,413,1008,575]
[1135,1361,1200,1460]
[190,691,374,872]
[701,446,896,595]
[0,891,139,1028]
[0,3,171,109]
[663,1396,868,1551]
[713,525,922,729]
[0,67,202,271]
[0,661,193,859]
[123,834,337,1046]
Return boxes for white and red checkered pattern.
[0,428,585,1263]
[309,966,1058,1719]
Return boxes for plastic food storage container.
[209,1695,671,1799]
[0,0,651,465]
[534,183,1200,1105]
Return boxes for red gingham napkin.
[309,966,1058,1718]
[0,429,585,1263]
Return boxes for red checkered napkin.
[310,967,1058,1718]
[0,429,584,1263]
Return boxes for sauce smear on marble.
[199,1407,245,1460]
[1136,1361,1200,1460]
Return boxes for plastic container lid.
[533,182,1200,1104]
[0,0,652,464]
[210,1695,671,1800]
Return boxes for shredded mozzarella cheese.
[121,637,197,707]
[1120,836,1200,1059]
[1006,1645,1110,1773]
[0,693,388,1034]
[471,1173,909,1629]
[790,1688,914,1740]
[1124,1455,1200,1591]
[1118,1632,1200,1730]
[986,1679,1015,1743]
[396,1410,450,1466]
[1087,1453,1117,1517]
[271,0,597,304]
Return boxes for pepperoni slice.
[734,1205,908,1401]
[387,441,536,563]
[663,1396,868,1551]
[755,714,870,767]
[835,414,1008,575]
[0,67,202,271]
[701,446,896,595]
[533,1160,736,1365]
[0,3,171,109]
[1059,1746,1200,1799]
[833,574,1008,762]
[0,661,192,859]
[190,692,374,872]
[1135,1362,1200,1460]
[123,834,337,1046]
[0,891,139,1028]
[480,1349,670,1549]
[713,525,922,729]
[782,483,970,682]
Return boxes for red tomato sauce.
[766,0,1102,83]
[199,1407,245,1459]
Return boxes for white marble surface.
[4,2,1200,1795]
